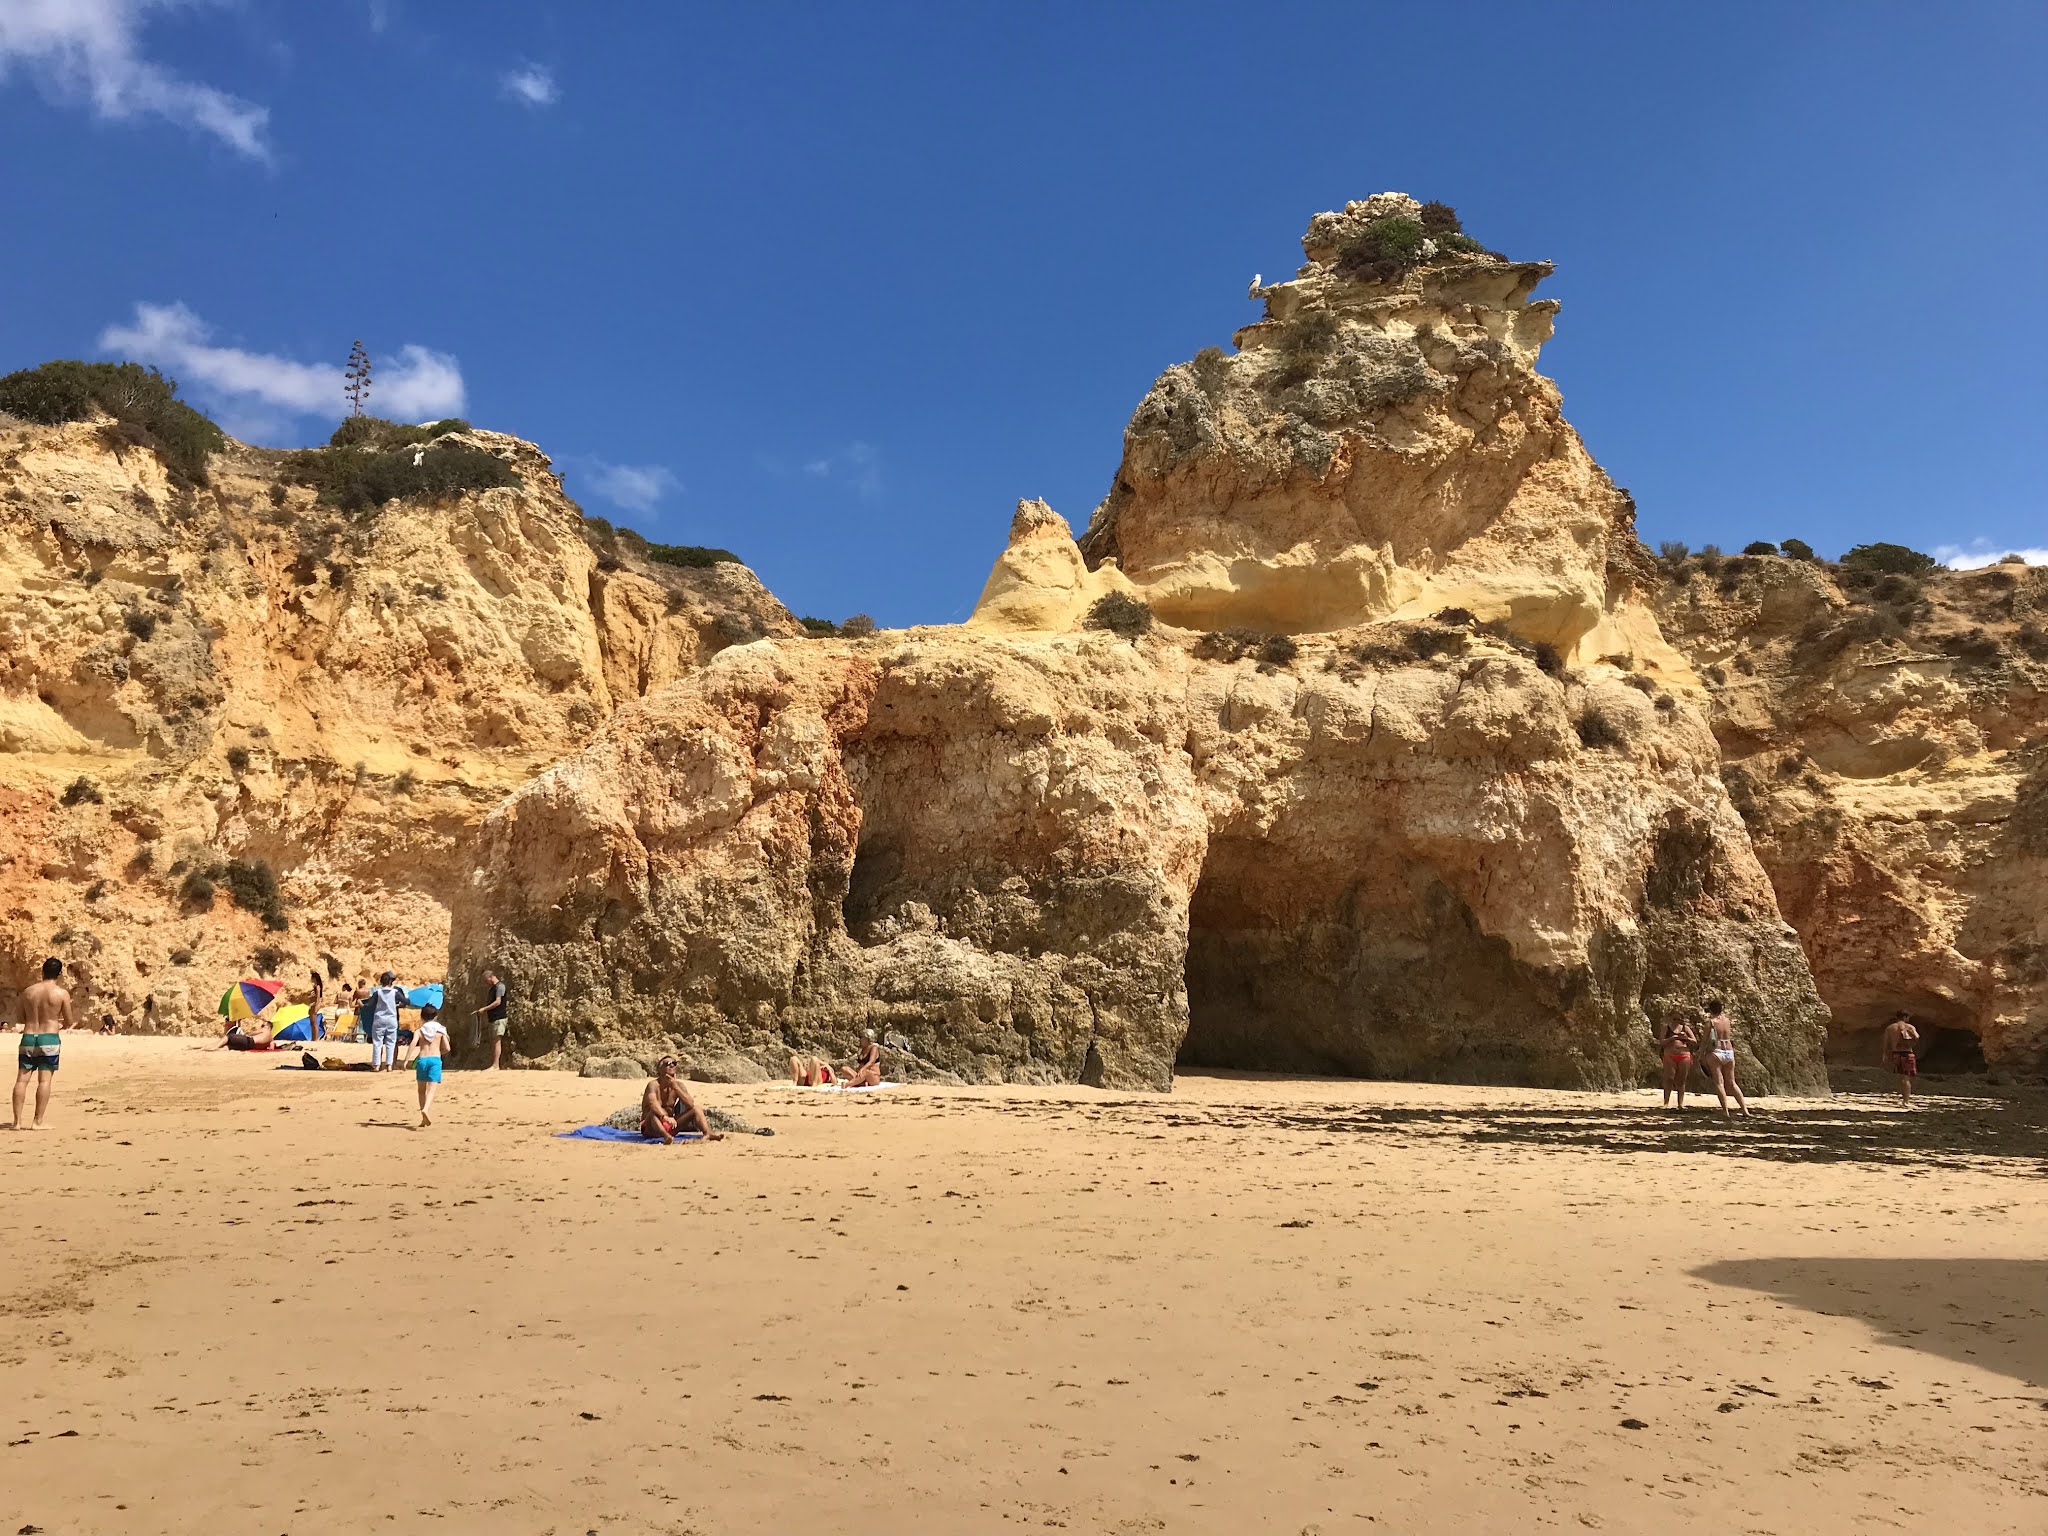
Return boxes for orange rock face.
[449,199,1830,1092]
[1656,552,2048,1073]
[0,420,794,1029]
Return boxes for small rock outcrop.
[0,419,795,1028]
[450,198,1830,1092]
[1655,550,2048,1073]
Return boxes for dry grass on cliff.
[4,1039,2046,1534]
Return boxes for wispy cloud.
[1935,542,2045,570]
[99,302,465,439]
[581,460,680,515]
[500,62,556,107]
[768,440,882,500]
[0,0,269,159]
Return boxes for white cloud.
[98,302,465,434]
[582,460,679,514]
[1935,542,2046,570]
[500,62,556,107]
[770,441,882,500]
[0,0,269,159]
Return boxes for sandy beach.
[2,1037,2043,1533]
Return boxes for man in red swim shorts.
[1881,1010,1920,1106]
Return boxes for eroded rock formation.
[0,420,794,1028]
[1655,551,2048,1072]
[450,198,1830,1092]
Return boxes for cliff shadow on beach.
[950,1082,2048,1178]
[1692,1257,2048,1391]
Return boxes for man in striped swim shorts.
[13,957,73,1130]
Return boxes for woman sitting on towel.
[641,1057,723,1144]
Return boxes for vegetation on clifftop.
[282,438,520,512]
[0,359,224,484]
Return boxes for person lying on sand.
[221,1020,274,1050]
[1882,1010,1920,1106]
[641,1057,723,1143]
[1657,1012,1696,1110]
[789,1054,836,1086]
[790,1033,883,1087]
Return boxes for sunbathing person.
[842,1031,883,1087]
[789,1054,836,1086]
[641,1057,723,1143]
[790,1033,883,1087]
[221,1020,274,1050]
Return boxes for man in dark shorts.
[1881,1010,1921,1106]
[474,971,509,1068]
[13,957,72,1129]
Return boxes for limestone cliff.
[450,197,1830,1093]
[1654,551,2048,1073]
[0,418,795,1029]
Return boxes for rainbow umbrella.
[218,978,286,1021]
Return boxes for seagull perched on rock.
[1247,272,1262,297]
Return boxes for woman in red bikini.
[1657,1012,1698,1110]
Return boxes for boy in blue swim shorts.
[407,1003,448,1128]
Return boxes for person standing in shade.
[309,968,326,1041]
[366,971,405,1071]
[407,1003,448,1127]
[1882,1010,1921,1106]
[13,958,72,1130]
[473,971,509,1069]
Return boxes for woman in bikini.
[842,1031,882,1087]
[1657,1011,1697,1110]
[1699,998,1748,1118]
[790,1032,883,1088]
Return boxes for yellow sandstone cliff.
[446,197,1830,1092]
[0,419,795,1028]
[1655,550,2048,1074]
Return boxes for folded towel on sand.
[558,1125,703,1143]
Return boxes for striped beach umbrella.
[218,978,286,1021]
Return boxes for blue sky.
[2,2,2042,622]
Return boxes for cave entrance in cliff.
[1177,836,1354,1076]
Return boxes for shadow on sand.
[1693,1257,2048,1391]
[986,1088,2048,1175]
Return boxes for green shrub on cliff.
[644,543,740,569]
[284,440,520,512]
[1337,215,1428,280]
[1840,542,1936,576]
[328,415,472,450]
[0,360,223,484]
[1083,591,1152,640]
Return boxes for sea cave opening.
[1177,835,1371,1076]
[1175,836,1555,1083]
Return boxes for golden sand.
[3,1037,2043,1532]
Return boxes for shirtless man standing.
[640,1057,723,1144]
[1881,1010,1921,1106]
[13,958,72,1130]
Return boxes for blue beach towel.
[556,1124,703,1143]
